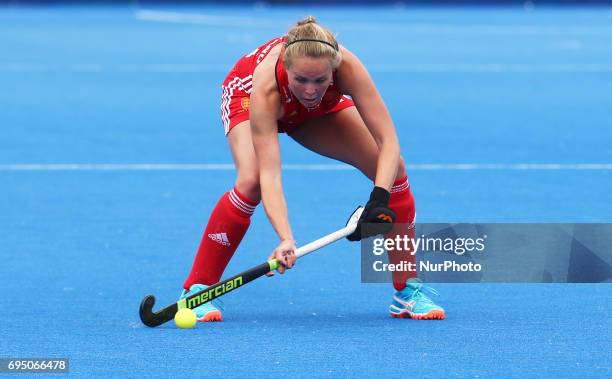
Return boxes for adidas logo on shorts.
[208,232,230,246]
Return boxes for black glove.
[347,186,396,241]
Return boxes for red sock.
[183,187,258,289]
[385,177,417,291]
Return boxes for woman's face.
[286,56,333,109]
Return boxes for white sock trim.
[228,189,256,216]
[391,178,410,194]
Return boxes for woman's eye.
[316,78,326,84]
[296,77,307,83]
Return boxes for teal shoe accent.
[389,279,445,320]
[180,284,224,322]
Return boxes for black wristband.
[369,186,391,205]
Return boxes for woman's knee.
[234,169,261,202]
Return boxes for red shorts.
[220,74,355,136]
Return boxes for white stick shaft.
[294,207,363,259]
[295,225,354,259]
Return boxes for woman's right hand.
[266,239,297,276]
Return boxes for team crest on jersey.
[241,97,250,111]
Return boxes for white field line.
[2,63,612,73]
[1,163,611,171]
[134,9,612,36]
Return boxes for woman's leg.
[183,121,260,292]
[289,107,415,291]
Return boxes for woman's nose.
[304,85,316,96]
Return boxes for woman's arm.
[250,54,294,243]
[336,47,400,191]
[336,47,400,241]
[249,51,297,272]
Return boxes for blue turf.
[1,4,611,377]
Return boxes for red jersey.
[221,37,354,135]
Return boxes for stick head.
[139,295,157,327]
[139,295,180,327]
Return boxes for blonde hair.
[284,16,341,70]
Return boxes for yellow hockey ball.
[174,308,197,329]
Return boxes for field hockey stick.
[139,206,364,327]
